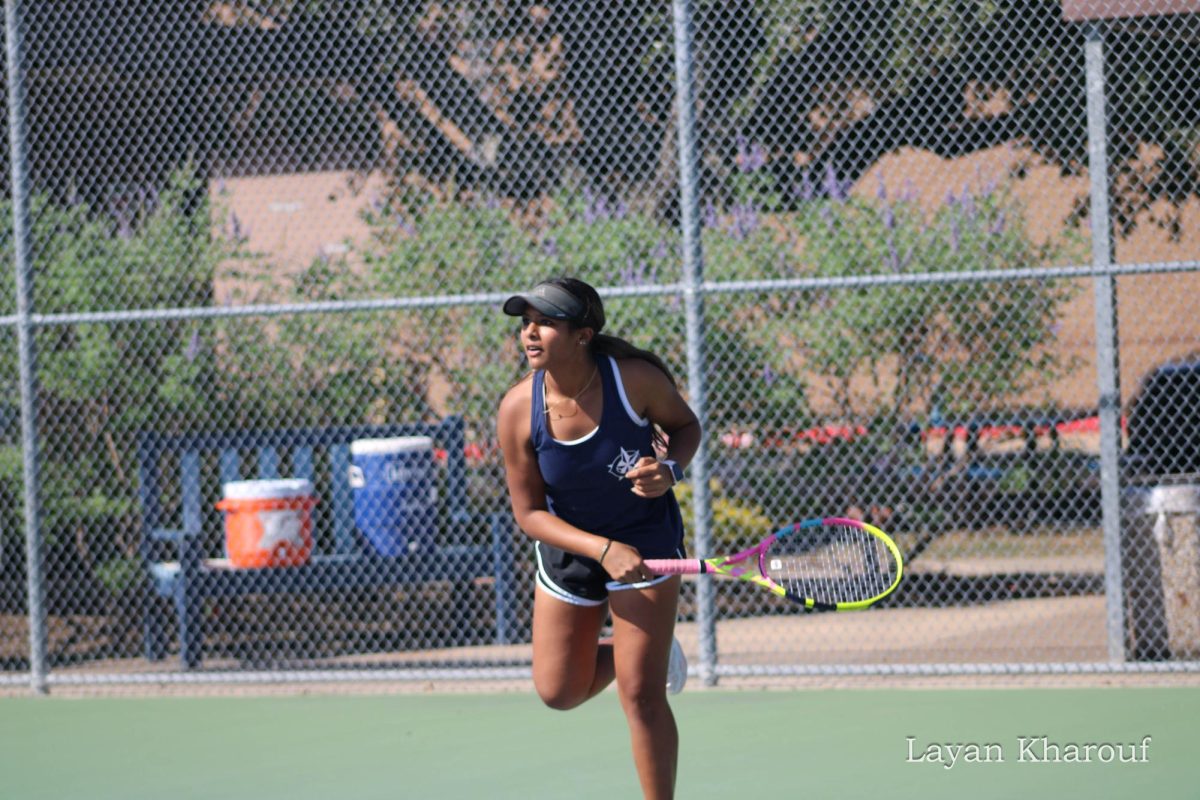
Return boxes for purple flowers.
[393,211,416,236]
[580,188,626,225]
[819,204,836,232]
[581,188,606,224]
[616,256,658,288]
[822,164,849,203]
[735,135,767,174]
[881,203,896,232]
[793,171,816,202]
[959,185,976,219]
[886,237,901,273]
[884,235,912,273]
[116,211,134,240]
[703,200,762,240]
[185,329,202,363]
[989,210,1007,236]
[725,201,760,240]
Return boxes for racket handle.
[644,558,704,576]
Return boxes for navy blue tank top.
[531,355,684,547]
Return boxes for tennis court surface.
[1,687,1195,799]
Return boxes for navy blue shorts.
[535,535,685,606]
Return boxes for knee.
[617,682,668,722]
[536,682,588,712]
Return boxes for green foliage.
[0,166,235,587]
[789,180,1084,433]
[241,184,812,438]
[238,168,1070,468]
[673,478,773,551]
[94,556,141,597]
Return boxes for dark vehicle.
[1125,359,1200,479]
[1121,359,1200,661]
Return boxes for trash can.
[216,479,317,568]
[349,436,438,557]
[1122,481,1200,660]
[1121,361,1200,660]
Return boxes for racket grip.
[644,558,704,575]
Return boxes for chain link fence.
[1,1,1199,691]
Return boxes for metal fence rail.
[2,1,1199,692]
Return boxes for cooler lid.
[222,478,314,500]
[350,436,434,455]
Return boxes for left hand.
[626,456,675,499]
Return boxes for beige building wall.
[210,170,389,304]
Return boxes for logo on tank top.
[607,446,642,480]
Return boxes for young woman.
[496,277,701,799]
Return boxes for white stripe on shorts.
[606,544,685,593]
[535,543,606,607]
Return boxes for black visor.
[502,283,586,322]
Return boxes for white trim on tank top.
[548,356,648,445]
[608,355,649,427]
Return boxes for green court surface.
[1,688,1196,799]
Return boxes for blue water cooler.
[349,436,438,556]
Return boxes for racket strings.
[766,524,899,604]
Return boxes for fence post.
[4,0,48,694]
[1084,20,1125,665]
[670,0,717,685]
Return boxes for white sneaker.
[666,637,687,695]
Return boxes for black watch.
[661,459,685,485]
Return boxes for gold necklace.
[543,367,597,420]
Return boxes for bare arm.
[620,359,702,499]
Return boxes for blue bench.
[138,416,518,668]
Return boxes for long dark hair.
[547,276,677,387]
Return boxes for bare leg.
[531,586,614,710]
[609,577,681,800]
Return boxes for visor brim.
[501,287,584,321]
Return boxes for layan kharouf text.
[906,735,1152,769]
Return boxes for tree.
[742,1,1199,237]
[0,167,234,616]
[792,171,1084,461]
[11,2,1194,237]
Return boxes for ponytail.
[589,333,675,452]
[589,333,676,388]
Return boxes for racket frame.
[645,516,904,611]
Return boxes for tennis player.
[497,277,700,799]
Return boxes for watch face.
[666,460,684,483]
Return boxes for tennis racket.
[645,517,903,611]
